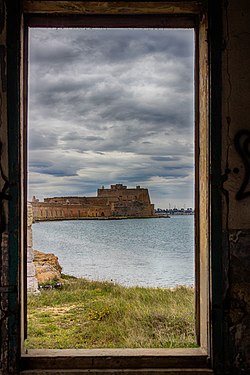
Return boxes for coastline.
[33,215,162,223]
[32,216,194,287]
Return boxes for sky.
[28,28,194,209]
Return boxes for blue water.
[32,216,194,288]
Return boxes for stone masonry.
[27,203,39,293]
[31,184,155,221]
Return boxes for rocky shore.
[33,250,62,284]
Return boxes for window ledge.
[21,348,212,373]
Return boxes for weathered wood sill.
[20,348,213,374]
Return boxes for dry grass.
[26,277,196,349]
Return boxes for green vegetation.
[26,277,196,349]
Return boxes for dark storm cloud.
[29,160,79,177]
[30,28,193,65]
[29,129,59,150]
[29,161,53,168]
[30,41,78,64]
[61,132,104,143]
[28,28,194,207]
[73,28,193,64]
[151,156,181,162]
[34,168,77,177]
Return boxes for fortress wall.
[32,202,112,220]
[131,189,151,204]
[97,186,151,204]
[112,201,154,217]
[32,185,154,220]
[44,196,111,206]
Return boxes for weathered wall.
[98,185,151,204]
[44,196,108,205]
[32,201,112,219]
[220,0,250,373]
[112,200,154,217]
[0,0,9,372]
[27,203,38,293]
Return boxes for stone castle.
[31,184,155,221]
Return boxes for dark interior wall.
[220,0,250,372]
[0,0,10,372]
[0,0,249,374]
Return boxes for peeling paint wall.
[221,0,250,373]
[0,0,22,372]
[0,0,10,373]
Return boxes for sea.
[32,215,194,288]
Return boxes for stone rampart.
[98,185,151,204]
[32,184,155,221]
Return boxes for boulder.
[33,250,62,284]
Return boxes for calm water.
[32,216,194,288]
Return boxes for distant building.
[155,207,194,215]
[31,184,155,221]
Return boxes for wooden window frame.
[13,1,217,373]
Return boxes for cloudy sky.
[28,28,194,208]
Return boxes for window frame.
[15,1,215,372]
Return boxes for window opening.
[26,27,195,350]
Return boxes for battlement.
[111,184,127,190]
[97,184,150,204]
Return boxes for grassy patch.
[26,278,196,349]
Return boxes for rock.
[33,250,62,284]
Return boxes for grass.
[26,276,196,349]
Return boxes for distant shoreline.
[33,215,165,223]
